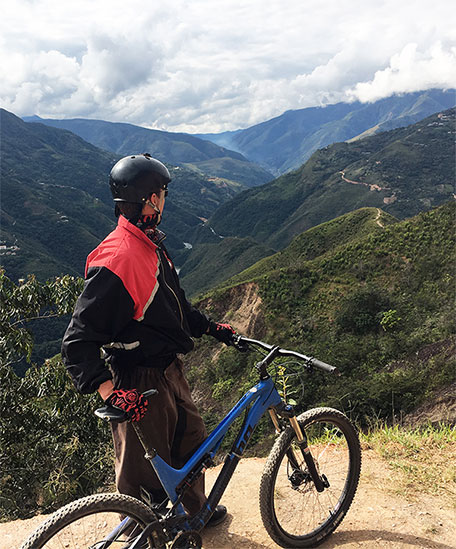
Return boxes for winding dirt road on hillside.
[4,450,455,549]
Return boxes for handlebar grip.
[310,358,338,374]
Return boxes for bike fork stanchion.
[268,408,282,434]
[288,415,326,493]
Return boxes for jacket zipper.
[160,250,184,329]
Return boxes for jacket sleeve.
[61,266,135,394]
[179,285,211,338]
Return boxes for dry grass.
[361,423,456,502]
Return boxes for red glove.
[208,321,236,345]
[105,389,148,422]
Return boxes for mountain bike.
[20,335,361,548]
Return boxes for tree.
[0,269,83,369]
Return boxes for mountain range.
[22,115,274,188]
[204,108,455,252]
[2,95,455,292]
[25,90,455,182]
[175,107,455,296]
[197,88,455,174]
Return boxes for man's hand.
[105,388,148,422]
[208,321,236,345]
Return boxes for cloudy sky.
[1,0,455,132]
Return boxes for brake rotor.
[170,530,202,548]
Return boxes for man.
[61,153,233,526]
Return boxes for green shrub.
[336,286,390,334]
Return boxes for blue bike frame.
[146,376,282,526]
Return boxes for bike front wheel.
[19,492,158,549]
[260,407,361,548]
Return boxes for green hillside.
[179,237,275,296]
[24,116,273,187]
[208,108,455,252]
[185,201,455,437]
[198,89,455,174]
[1,109,118,280]
[223,207,397,287]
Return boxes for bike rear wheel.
[19,492,158,549]
[260,407,361,548]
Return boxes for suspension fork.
[272,405,326,493]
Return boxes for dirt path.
[375,208,384,228]
[5,450,455,549]
[339,171,383,192]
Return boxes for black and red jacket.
[61,215,210,394]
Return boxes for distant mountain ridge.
[4,105,455,299]
[22,116,273,188]
[1,109,117,280]
[176,107,455,295]
[207,108,456,251]
[197,89,456,174]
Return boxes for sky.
[1,0,455,133]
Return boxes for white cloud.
[0,0,455,132]
[346,42,456,102]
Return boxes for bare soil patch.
[5,450,455,549]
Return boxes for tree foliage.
[0,269,83,368]
[0,271,113,521]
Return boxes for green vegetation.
[0,270,83,370]
[0,357,113,520]
[186,202,456,432]
[224,207,397,286]
[0,272,113,520]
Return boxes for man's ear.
[148,193,161,213]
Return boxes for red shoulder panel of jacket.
[86,217,160,321]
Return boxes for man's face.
[143,188,166,214]
[141,187,166,227]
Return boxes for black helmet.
[109,153,171,203]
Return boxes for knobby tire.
[19,492,157,549]
[259,407,361,548]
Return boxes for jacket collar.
[117,215,167,248]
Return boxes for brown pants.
[110,358,207,515]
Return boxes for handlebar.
[232,335,338,374]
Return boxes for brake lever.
[231,335,250,353]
